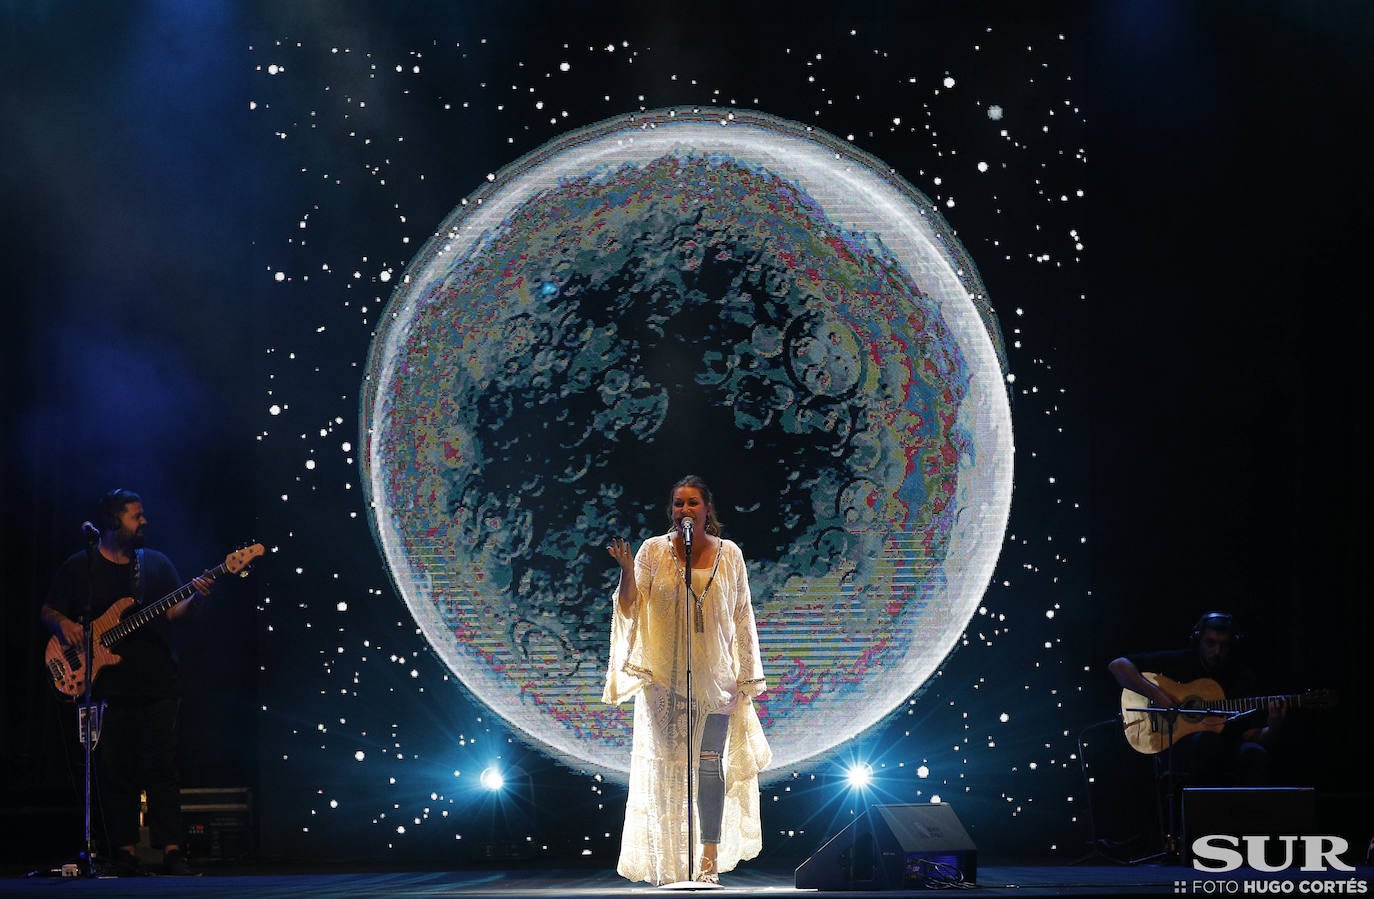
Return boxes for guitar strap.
[132,548,145,605]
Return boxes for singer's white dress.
[603,533,772,885]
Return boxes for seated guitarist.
[1108,611,1286,785]
[40,489,213,876]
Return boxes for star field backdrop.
[2,0,1369,868]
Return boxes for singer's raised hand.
[608,538,638,617]
[607,537,634,573]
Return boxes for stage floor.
[2,860,1370,897]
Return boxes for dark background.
[2,0,1368,868]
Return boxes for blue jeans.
[698,713,730,844]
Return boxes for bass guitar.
[1120,672,1336,754]
[45,544,264,699]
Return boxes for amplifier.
[181,786,253,861]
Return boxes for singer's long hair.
[665,474,724,537]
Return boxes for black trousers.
[95,696,182,850]
[1166,730,1271,786]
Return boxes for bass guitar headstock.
[225,543,266,577]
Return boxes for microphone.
[680,516,693,546]
[81,521,100,541]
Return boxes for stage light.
[479,766,505,792]
[845,763,874,790]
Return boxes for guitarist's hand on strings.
[55,616,84,648]
[1108,656,1179,715]
[1150,685,1179,714]
[40,603,85,647]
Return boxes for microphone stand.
[1069,715,1131,866]
[1125,704,1245,865]
[79,530,100,877]
[664,521,717,889]
[682,523,695,885]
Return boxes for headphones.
[1191,611,1242,644]
[98,488,141,531]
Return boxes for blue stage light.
[479,766,505,792]
[845,763,874,790]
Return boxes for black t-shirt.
[45,548,185,699]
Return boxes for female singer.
[604,475,772,885]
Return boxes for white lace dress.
[603,534,772,885]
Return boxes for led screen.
[361,108,1013,782]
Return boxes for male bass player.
[1109,611,1286,785]
[40,489,213,876]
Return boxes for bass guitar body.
[44,597,138,700]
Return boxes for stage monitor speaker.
[795,802,977,890]
[1182,787,1315,865]
[181,787,254,861]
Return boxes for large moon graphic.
[360,108,1013,783]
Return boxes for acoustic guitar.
[1120,672,1336,754]
[45,544,264,699]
